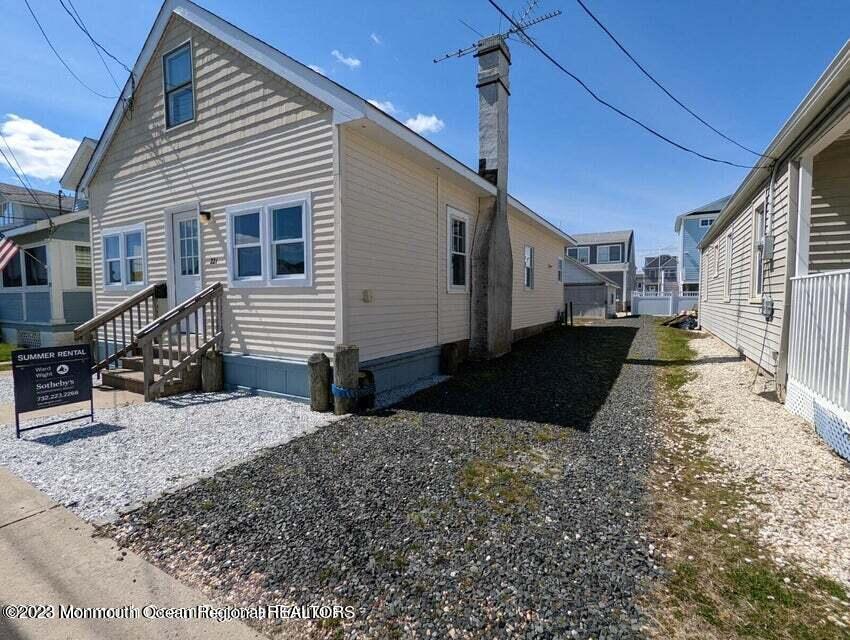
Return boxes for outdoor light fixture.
[199,210,212,225]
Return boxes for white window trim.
[597,243,623,264]
[568,245,590,265]
[749,197,767,303]
[724,233,733,302]
[713,244,720,278]
[446,206,471,293]
[700,218,714,227]
[162,39,196,131]
[226,192,313,289]
[102,223,147,290]
[0,242,50,291]
[524,245,535,290]
[557,256,564,283]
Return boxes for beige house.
[72,0,574,399]
[699,40,850,460]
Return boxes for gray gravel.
[110,318,662,639]
[0,391,341,522]
[0,372,13,405]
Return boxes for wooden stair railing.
[135,282,224,401]
[74,282,167,375]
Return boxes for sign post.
[12,344,94,439]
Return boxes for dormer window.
[163,42,194,128]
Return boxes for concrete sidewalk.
[0,468,264,640]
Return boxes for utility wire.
[60,0,120,90]
[487,0,765,170]
[59,0,133,78]
[574,0,772,160]
[23,0,116,100]
[0,134,56,223]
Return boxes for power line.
[23,0,116,100]
[0,132,60,237]
[60,0,120,90]
[59,0,133,78]
[574,0,772,160]
[487,0,765,170]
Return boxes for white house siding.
[811,136,850,272]
[700,163,791,375]
[340,129,439,362]
[438,178,480,345]
[509,211,567,332]
[87,15,337,362]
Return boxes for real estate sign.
[12,345,93,438]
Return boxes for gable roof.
[562,256,620,287]
[700,39,850,249]
[673,195,730,232]
[60,137,98,191]
[79,0,573,245]
[570,229,633,246]
[0,183,73,212]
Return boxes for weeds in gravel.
[646,325,850,640]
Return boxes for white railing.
[788,269,850,414]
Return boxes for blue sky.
[1,0,847,263]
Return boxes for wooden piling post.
[308,352,331,412]
[333,344,359,415]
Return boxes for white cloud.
[370,32,382,45]
[307,64,326,76]
[331,50,361,69]
[367,99,398,116]
[404,113,445,135]
[0,114,79,181]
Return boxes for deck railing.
[788,269,850,413]
[74,282,166,374]
[136,282,224,401]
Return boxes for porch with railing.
[786,269,850,459]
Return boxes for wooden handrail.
[136,282,222,341]
[74,281,167,375]
[137,282,224,401]
[74,282,165,340]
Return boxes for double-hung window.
[751,203,766,299]
[700,218,714,228]
[228,193,312,287]
[567,246,589,264]
[1,251,22,287]
[163,42,194,128]
[103,226,145,287]
[447,207,469,292]
[524,245,534,289]
[557,257,564,283]
[597,244,622,264]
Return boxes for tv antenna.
[433,1,561,63]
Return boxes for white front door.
[171,210,201,312]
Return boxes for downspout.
[775,160,800,402]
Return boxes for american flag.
[0,233,18,270]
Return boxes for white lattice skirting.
[787,377,850,461]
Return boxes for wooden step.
[102,364,200,398]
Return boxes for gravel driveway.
[0,391,340,522]
[110,318,661,639]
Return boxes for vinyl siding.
[341,128,439,361]
[87,15,336,361]
[700,163,790,375]
[811,136,850,272]
[509,211,566,331]
[681,217,715,283]
[341,128,568,359]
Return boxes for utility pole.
[435,4,560,359]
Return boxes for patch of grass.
[459,458,538,513]
[645,324,850,640]
[0,342,11,370]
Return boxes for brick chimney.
[470,36,513,359]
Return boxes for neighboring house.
[566,230,635,311]
[0,214,93,348]
[0,184,73,231]
[73,0,575,400]
[638,254,679,295]
[674,195,730,293]
[562,256,619,319]
[699,40,850,460]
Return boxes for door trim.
[163,201,202,311]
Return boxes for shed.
[562,256,619,319]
